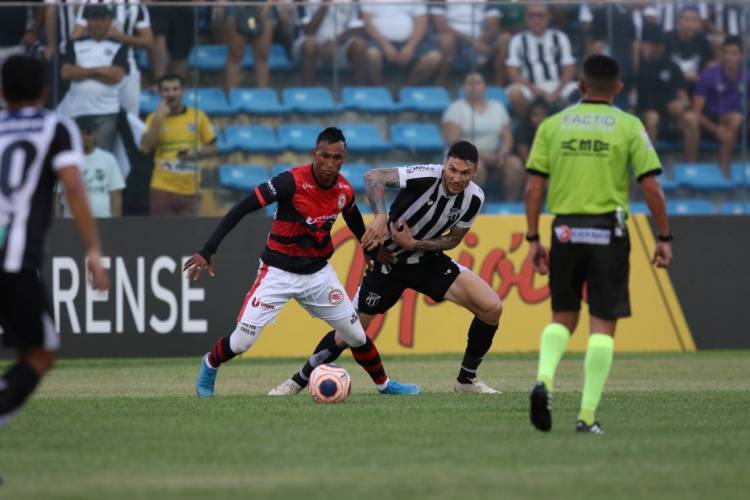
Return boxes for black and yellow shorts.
[549,215,631,320]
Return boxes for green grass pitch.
[1,352,748,499]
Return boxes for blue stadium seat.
[282,87,336,114]
[135,49,150,70]
[224,125,283,154]
[183,88,235,116]
[139,90,159,115]
[272,163,293,176]
[719,201,750,215]
[341,87,401,113]
[483,202,525,215]
[339,163,371,192]
[657,173,680,192]
[279,123,324,152]
[229,88,287,115]
[399,87,451,113]
[390,123,445,153]
[216,131,235,154]
[667,199,715,215]
[459,86,510,108]
[673,163,736,191]
[269,44,295,71]
[628,201,649,214]
[731,163,750,187]
[189,45,228,72]
[655,140,682,154]
[339,123,390,153]
[218,164,270,191]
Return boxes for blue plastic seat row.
[136,44,294,72]
[219,163,370,193]
[656,163,750,192]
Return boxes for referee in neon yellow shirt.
[524,54,673,434]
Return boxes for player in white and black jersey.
[270,141,504,396]
[0,55,108,429]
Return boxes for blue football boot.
[195,354,218,397]
[378,380,422,395]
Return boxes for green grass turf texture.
[1,352,748,500]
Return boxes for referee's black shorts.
[0,271,59,351]
[354,252,463,315]
[549,215,631,320]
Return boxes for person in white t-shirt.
[59,117,125,218]
[442,72,524,199]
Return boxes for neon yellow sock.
[536,323,571,392]
[579,333,614,425]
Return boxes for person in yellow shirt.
[140,74,217,216]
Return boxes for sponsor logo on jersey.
[554,225,611,245]
[561,113,617,131]
[337,192,347,209]
[350,312,359,325]
[266,179,277,196]
[405,165,433,174]
[305,213,338,226]
[365,292,381,308]
[251,297,275,310]
[239,323,257,336]
[328,288,344,305]
[302,182,312,190]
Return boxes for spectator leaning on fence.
[140,74,217,217]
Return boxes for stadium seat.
[272,163,293,176]
[482,202,525,215]
[188,45,228,72]
[673,163,736,191]
[390,123,445,153]
[459,86,510,108]
[341,87,401,113]
[655,140,681,154]
[218,164,270,191]
[731,163,750,186]
[282,87,336,114]
[224,125,283,154]
[338,123,390,153]
[269,44,295,71]
[666,199,715,215]
[182,88,235,116]
[279,123,324,152]
[399,87,451,113]
[139,90,159,115]
[229,88,287,115]
[657,173,680,192]
[339,163,371,192]
[719,201,750,215]
[135,49,150,71]
[628,201,649,214]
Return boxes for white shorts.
[506,80,579,102]
[236,261,356,327]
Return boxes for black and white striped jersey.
[506,29,576,86]
[384,164,484,264]
[0,108,83,273]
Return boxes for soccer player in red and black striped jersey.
[184,127,419,397]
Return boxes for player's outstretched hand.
[361,214,388,251]
[528,241,549,275]
[389,221,416,251]
[183,253,215,281]
[652,241,672,268]
[87,250,110,291]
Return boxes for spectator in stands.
[431,0,504,85]
[140,74,217,216]
[0,5,38,68]
[58,117,125,218]
[635,25,699,164]
[505,3,577,117]
[148,0,195,82]
[653,1,709,33]
[43,0,82,104]
[693,35,749,176]
[361,0,441,85]
[58,5,127,152]
[442,72,524,199]
[665,6,714,93]
[296,0,368,85]
[514,97,549,165]
[72,0,153,116]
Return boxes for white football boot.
[268,378,304,396]
[453,378,502,394]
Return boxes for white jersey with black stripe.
[0,108,84,273]
[384,164,484,264]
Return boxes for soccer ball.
[308,363,351,404]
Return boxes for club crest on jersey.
[188,123,196,133]
[447,207,462,223]
[328,288,344,305]
[365,292,381,308]
[555,225,572,243]
[337,192,347,209]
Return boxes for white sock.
[204,354,217,370]
[376,378,390,391]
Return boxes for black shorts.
[355,253,462,315]
[149,5,196,60]
[549,215,631,320]
[0,271,58,350]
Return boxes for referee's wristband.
[525,233,540,242]
[657,233,674,242]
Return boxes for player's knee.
[228,322,262,354]
[478,297,503,324]
[330,316,366,348]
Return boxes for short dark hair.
[316,126,346,146]
[1,55,46,103]
[446,140,478,165]
[157,73,184,89]
[723,35,742,51]
[582,54,620,93]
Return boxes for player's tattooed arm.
[364,168,400,215]
[390,223,469,252]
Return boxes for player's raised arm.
[361,167,400,250]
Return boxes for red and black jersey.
[256,164,355,273]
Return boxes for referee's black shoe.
[575,420,604,435]
[529,382,552,432]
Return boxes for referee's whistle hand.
[652,242,672,268]
[528,242,549,275]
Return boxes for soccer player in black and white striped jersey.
[0,55,109,428]
[270,141,504,396]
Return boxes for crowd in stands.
[1,1,749,215]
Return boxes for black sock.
[208,335,236,368]
[0,362,41,416]
[457,318,498,383]
[351,337,387,386]
[291,330,345,388]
